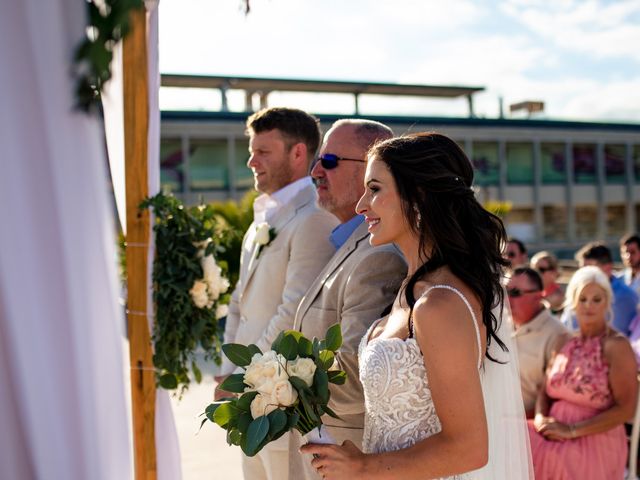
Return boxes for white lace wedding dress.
[358,285,533,479]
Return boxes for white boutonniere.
[254,222,277,258]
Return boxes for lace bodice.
[358,285,481,479]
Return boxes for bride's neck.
[396,235,432,276]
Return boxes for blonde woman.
[528,265,638,479]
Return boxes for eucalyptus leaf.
[205,402,220,421]
[219,373,247,393]
[267,409,288,437]
[237,391,259,412]
[314,369,329,404]
[247,344,262,357]
[271,331,285,352]
[328,370,347,385]
[297,336,313,357]
[323,404,340,420]
[222,344,254,367]
[228,429,242,446]
[238,412,253,433]
[325,323,343,351]
[317,350,335,371]
[213,402,241,428]
[279,333,298,361]
[246,416,270,456]
[288,376,312,394]
[158,373,178,390]
[287,411,300,430]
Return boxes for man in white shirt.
[215,108,338,480]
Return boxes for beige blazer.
[221,184,338,374]
[288,221,407,480]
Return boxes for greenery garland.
[141,192,233,393]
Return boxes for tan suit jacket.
[222,184,338,373]
[288,221,407,480]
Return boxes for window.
[543,205,567,242]
[160,138,184,193]
[506,143,533,184]
[540,143,566,184]
[573,144,597,184]
[234,139,254,190]
[472,142,499,186]
[575,206,598,239]
[606,205,626,239]
[604,144,626,184]
[188,139,229,191]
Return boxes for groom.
[216,107,338,480]
[289,119,407,479]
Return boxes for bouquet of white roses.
[203,324,346,457]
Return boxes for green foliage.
[140,191,230,393]
[203,324,347,455]
[74,0,144,112]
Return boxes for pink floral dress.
[527,335,627,480]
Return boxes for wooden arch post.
[123,5,157,480]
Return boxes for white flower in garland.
[189,242,230,310]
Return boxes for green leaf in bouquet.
[238,412,253,433]
[283,330,304,341]
[288,376,312,394]
[158,373,178,390]
[267,409,288,438]
[271,331,285,352]
[328,370,347,385]
[323,404,340,420]
[228,429,242,446]
[205,402,221,422]
[222,343,254,367]
[219,373,248,394]
[297,336,313,357]
[237,391,259,412]
[192,361,202,384]
[325,323,343,352]
[298,390,319,423]
[279,333,299,361]
[287,410,300,430]
[246,416,270,456]
[247,344,262,357]
[312,338,326,359]
[314,369,329,404]
[317,350,335,370]
[213,402,241,428]
[198,417,208,432]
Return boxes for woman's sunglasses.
[317,154,366,170]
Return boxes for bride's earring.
[413,204,422,229]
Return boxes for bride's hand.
[300,440,367,479]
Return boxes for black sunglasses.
[507,287,541,298]
[317,153,366,170]
[537,266,555,273]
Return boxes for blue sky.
[159,0,640,122]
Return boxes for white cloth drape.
[0,0,132,478]
[103,1,183,478]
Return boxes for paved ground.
[169,357,243,480]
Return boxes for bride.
[301,133,533,479]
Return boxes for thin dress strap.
[409,284,483,369]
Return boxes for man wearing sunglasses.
[504,237,529,269]
[216,107,339,480]
[289,119,407,480]
[508,267,569,418]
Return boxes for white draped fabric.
[0,0,132,478]
[102,1,183,478]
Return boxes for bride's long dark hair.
[370,132,509,361]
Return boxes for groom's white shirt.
[221,178,338,374]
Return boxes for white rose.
[254,222,271,246]
[216,304,228,318]
[250,393,278,419]
[244,353,266,388]
[189,280,209,309]
[287,357,316,387]
[271,380,298,407]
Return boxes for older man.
[216,107,338,480]
[288,119,407,480]
[508,267,570,418]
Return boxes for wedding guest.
[504,237,528,269]
[288,119,406,480]
[530,251,565,313]
[528,266,638,480]
[303,132,532,479]
[215,107,338,480]
[507,267,570,418]
[561,242,638,336]
[620,233,640,296]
